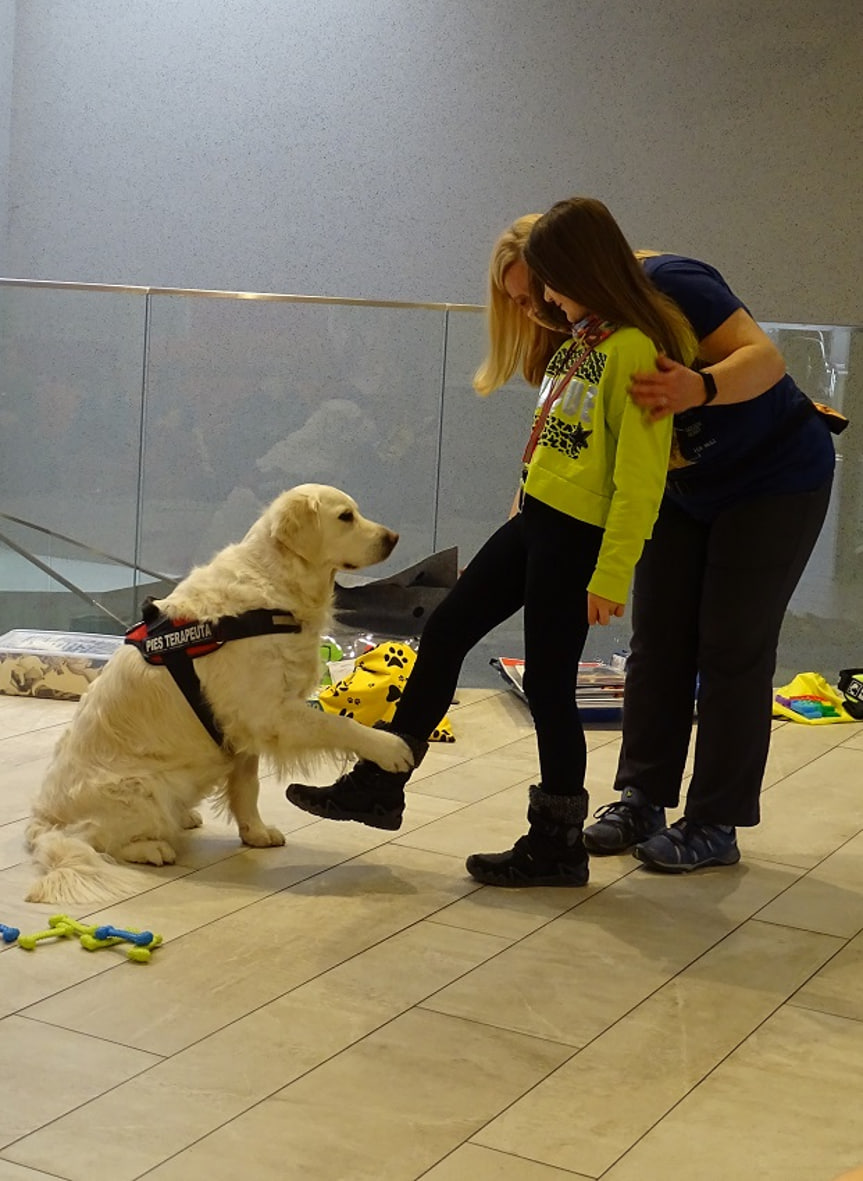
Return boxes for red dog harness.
[125,598,302,747]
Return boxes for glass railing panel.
[139,296,446,584]
[0,284,147,632]
[762,323,863,683]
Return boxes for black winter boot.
[284,724,428,831]
[465,785,590,888]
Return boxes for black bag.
[838,668,863,719]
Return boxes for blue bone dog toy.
[80,924,162,963]
[0,922,21,943]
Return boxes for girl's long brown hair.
[525,197,697,365]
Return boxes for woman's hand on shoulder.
[588,593,625,626]
[628,354,705,420]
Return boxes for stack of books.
[491,655,627,718]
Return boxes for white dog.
[25,484,414,904]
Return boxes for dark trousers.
[392,495,603,796]
[613,479,833,826]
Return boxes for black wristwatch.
[697,369,718,405]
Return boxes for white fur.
[25,484,413,905]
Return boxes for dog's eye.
[338,510,355,523]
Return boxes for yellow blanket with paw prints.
[318,642,454,742]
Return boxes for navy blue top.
[643,255,835,520]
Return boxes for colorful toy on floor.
[0,922,20,943]
[15,913,162,962]
[775,694,841,719]
[773,672,861,725]
[80,924,162,963]
[16,915,82,950]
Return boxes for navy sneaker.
[583,786,666,854]
[634,818,740,872]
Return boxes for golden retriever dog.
[25,484,414,904]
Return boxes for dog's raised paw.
[121,839,177,866]
[368,733,415,773]
[239,823,286,848]
[182,809,204,829]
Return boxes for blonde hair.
[526,198,698,365]
[473,215,568,396]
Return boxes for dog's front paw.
[366,732,415,773]
[121,839,177,866]
[239,822,286,848]
[182,809,203,830]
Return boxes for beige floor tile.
[394,780,545,861]
[422,858,803,1046]
[135,1009,573,1181]
[0,698,76,741]
[0,1015,160,1149]
[410,691,537,772]
[410,734,540,803]
[0,821,28,872]
[841,728,863,751]
[0,1159,75,1180]
[422,1143,591,1180]
[6,922,511,1180]
[20,844,478,1055]
[791,929,863,1022]
[447,686,500,709]
[0,759,55,822]
[600,1006,863,1181]
[762,717,861,787]
[755,829,863,937]
[429,852,639,941]
[743,745,863,868]
[474,919,842,1175]
[0,728,64,769]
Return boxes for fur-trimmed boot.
[465,784,590,887]
[284,723,428,831]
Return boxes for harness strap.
[124,600,303,748]
[160,650,226,747]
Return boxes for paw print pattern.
[383,645,408,669]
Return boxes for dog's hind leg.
[227,753,285,848]
[120,838,177,866]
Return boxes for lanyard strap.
[522,316,617,464]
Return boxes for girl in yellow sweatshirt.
[286,197,697,888]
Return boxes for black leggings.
[614,479,833,826]
[391,495,603,796]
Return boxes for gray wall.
[0,0,15,273]
[3,0,862,323]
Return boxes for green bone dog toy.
[17,914,162,962]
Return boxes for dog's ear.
[269,488,323,560]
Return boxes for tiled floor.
[1,690,863,1180]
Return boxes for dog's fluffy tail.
[25,827,143,906]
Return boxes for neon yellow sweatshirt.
[522,327,672,605]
